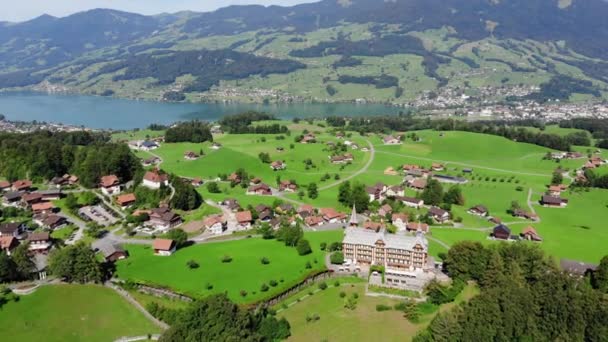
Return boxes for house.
[363,220,385,232]
[211,142,222,150]
[256,205,273,222]
[383,135,401,145]
[94,241,128,262]
[301,133,316,144]
[305,215,324,227]
[406,222,429,233]
[330,153,354,164]
[221,198,240,211]
[276,203,294,214]
[366,183,387,202]
[250,177,262,185]
[142,156,161,167]
[247,183,272,196]
[320,208,346,223]
[31,202,55,215]
[409,178,427,191]
[139,140,159,151]
[521,226,542,242]
[41,215,67,230]
[153,239,176,256]
[270,160,286,171]
[12,179,32,192]
[492,224,511,240]
[541,195,568,207]
[184,151,200,160]
[235,211,253,230]
[431,163,444,171]
[100,175,121,196]
[3,191,22,204]
[142,170,169,189]
[391,213,409,231]
[468,205,489,217]
[27,232,52,253]
[378,204,393,217]
[0,236,18,255]
[512,209,539,221]
[203,215,227,235]
[279,180,298,192]
[560,259,598,277]
[0,180,11,191]
[149,207,182,231]
[548,185,564,196]
[0,222,26,238]
[335,132,345,139]
[297,205,315,219]
[191,178,204,187]
[38,190,62,201]
[51,176,68,188]
[406,169,431,179]
[398,196,424,209]
[116,193,137,209]
[384,167,398,176]
[386,185,404,197]
[428,207,450,223]
[21,192,43,206]
[403,164,421,172]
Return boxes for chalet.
[211,142,223,150]
[0,236,18,255]
[276,203,294,214]
[397,196,424,209]
[383,167,398,176]
[297,205,315,219]
[548,185,566,196]
[27,232,52,253]
[100,175,121,196]
[221,198,240,211]
[386,185,404,197]
[235,211,253,230]
[51,176,68,188]
[468,205,489,217]
[12,180,32,192]
[256,205,273,222]
[142,170,169,189]
[227,173,241,184]
[139,140,159,151]
[41,215,67,230]
[320,208,346,223]
[31,202,55,215]
[149,207,182,231]
[391,213,409,231]
[203,215,227,235]
[3,191,22,204]
[38,190,62,201]
[489,216,502,225]
[363,220,385,232]
[541,195,568,208]
[406,169,431,179]
[0,180,11,191]
[94,241,128,262]
[301,133,316,144]
[153,239,176,256]
[330,154,354,164]
[366,182,387,202]
[383,135,401,145]
[403,164,421,172]
[512,209,539,221]
[0,222,26,238]
[305,215,324,227]
[406,222,429,233]
[431,163,444,171]
[409,178,427,191]
[247,183,272,196]
[250,177,262,185]
[116,193,137,209]
[270,160,286,171]
[279,180,297,192]
[21,192,43,206]
[378,204,393,217]
[428,207,450,223]
[560,259,598,277]
[191,178,204,187]
[521,226,542,242]
[184,151,200,160]
[142,156,161,166]
[492,224,511,240]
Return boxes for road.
[319,139,375,191]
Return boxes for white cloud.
[0,0,316,22]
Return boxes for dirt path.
[319,139,375,191]
[105,283,169,330]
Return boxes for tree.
[330,252,345,264]
[166,229,188,249]
[171,176,203,210]
[421,179,444,206]
[258,152,271,164]
[307,183,318,199]
[49,243,102,283]
[444,185,465,206]
[11,243,35,280]
[338,181,351,205]
[592,255,608,293]
[257,222,274,240]
[296,239,312,255]
[65,193,79,211]
[0,252,18,283]
[509,200,521,214]
[349,183,370,212]
[551,170,563,185]
[276,224,303,247]
[444,241,488,282]
[206,182,221,194]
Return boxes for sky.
[0,0,316,22]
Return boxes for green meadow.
[0,285,158,342]
[116,230,343,303]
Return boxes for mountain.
[1,0,608,104]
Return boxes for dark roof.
[429,207,448,217]
[0,222,23,234]
[27,232,50,242]
[542,195,564,205]
[97,242,125,258]
[493,224,511,235]
[4,192,22,201]
[434,174,467,182]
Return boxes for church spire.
[349,204,358,226]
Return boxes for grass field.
[116,230,343,303]
[278,281,479,342]
[0,285,159,342]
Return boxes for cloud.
[0,0,316,22]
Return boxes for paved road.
[319,139,375,191]
[56,212,88,245]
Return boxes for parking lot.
[78,205,118,226]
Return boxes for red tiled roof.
[12,180,32,190]
[100,175,119,188]
[153,239,175,251]
[235,211,252,223]
[144,171,168,183]
[31,202,54,212]
[116,193,136,205]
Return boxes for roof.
[298,204,314,213]
[144,171,168,183]
[203,215,225,227]
[0,236,17,249]
[411,179,427,189]
[548,185,562,192]
[429,207,448,217]
[27,232,50,242]
[116,193,137,205]
[43,215,66,226]
[235,211,252,223]
[141,140,158,148]
[542,195,565,205]
[320,208,344,220]
[521,226,537,235]
[153,239,175,251]
[32,202,54,211]
[343,227,428,252]
[407,222,429,232]
[493,224,511,235]
[12,180,32,190]
[0,222,22,234]
[94,241,125,258]
[392,213,409,222]
[22,192,43,203]
[100,175,120,188]
[305,216,324,226]
[398,196,422,204]
[0,181,11,188]
[470,205,488,213]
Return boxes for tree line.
[218,111,288,134]
[414,242,608,341]
[164,121,213,143]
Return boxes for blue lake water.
[0,92,403,130]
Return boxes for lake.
[0,92,404,130]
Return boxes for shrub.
[240,290,247,297]
[305,261,312,269]
[269,280,278,287]
[318,282,328,290]
[320,242,327,251]
[186,260,199,269]
[339,291,346,298]
[376,304,392,312]
[516,186,524,191]
[221,255,233,263]
[330,252,345,264]
[205,283,213,290]
[296,239,312,255]
[334,280,340,287]
[260,283,269,292]
[260,257,270,265]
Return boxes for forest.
[414,242,608,341]
[165,121,213,143]
[218,112,288,134]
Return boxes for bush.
[260,283,269,292]
[334,280,340,287]
[376,304,392,312]
[296,239,312,255]
[318,282,328,290]
[260,257,270,265]
[305,313,321,323]
[339,291,346,298]
[206,182,221,193]
[330,252,345,264]
[205,283,213,290]
[305,261,312,269]
[240,290,247,297]
[320,242,327,251]
[269,280,278,287]
[221,255,233,263]
[187,260,199,269]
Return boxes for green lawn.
[0,285,159,342]
[116,230,343,303]
[50,224,77,241]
